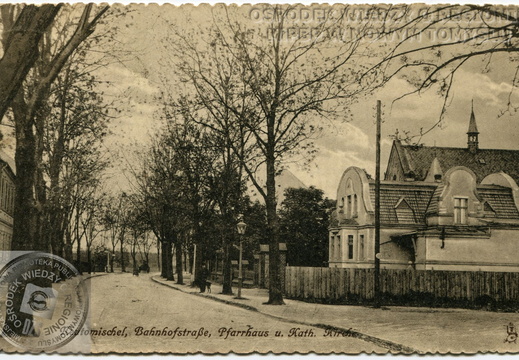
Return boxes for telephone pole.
[374,100,381,308]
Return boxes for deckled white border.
[8,0,519,4]
[3,0,510,359]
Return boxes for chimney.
[467,100,479,154]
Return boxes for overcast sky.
[93,4,519,199]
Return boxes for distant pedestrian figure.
[199,265,210,293]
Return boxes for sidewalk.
[151,273,519,354]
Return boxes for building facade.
[0,150,15,251]
[329,107,519,272]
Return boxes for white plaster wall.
[423,229,519,272]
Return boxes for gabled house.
[329,106,519,272]
[0,149,15,251]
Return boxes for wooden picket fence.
[284,267,519,306]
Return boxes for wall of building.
[417,228,519,272]
[330,167,374,268]
[330,226,424,269]
[0,165,13,251]
[329,227,373,268]
[379,228,417,269]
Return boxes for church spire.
[467,100,479,153]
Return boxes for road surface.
[86,273,386,353]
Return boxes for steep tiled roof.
[479,186,519,219]
[367,182,519,224]
[425,184,444,215]
[369,182,436,225]
[399,143,519,184]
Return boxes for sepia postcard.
[0,2,519,355]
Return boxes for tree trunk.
[193,235,204,287]
[131,237,137,272]
[76,235,82,275]
[64,227,73,262]
[47,81,67,255]
[265,142,284,305]
[87,245,92,274]
[222,240,233,295]
[156,237,161,272]
[120,232,125,272]
[175,241,183,284]
[161,240,167,278]
[12,108,42,251]
[110,244,115,272]
[165,240,174,281]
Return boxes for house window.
[353,194,358,217]
[330,236,335,261]
[454,197,468,224]
[347,195,352,218]
[340,197,344,208]
[348,235,354,260]
[359,235,364,261]
[336,236,341,261]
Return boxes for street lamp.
[236,216,247,299]
[105,250,110,273]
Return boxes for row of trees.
[0,5,154,274]
[0,4,160,277]
[0,4,116,260]
[129,111,261,291]
[0,4,120,335]
[155,5,373,304]
[129,113,334,286]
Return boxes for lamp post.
[236,217,247,299]
[105,250,110,273]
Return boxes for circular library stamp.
[0,252,89,351]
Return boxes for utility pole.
[374,100,382,308]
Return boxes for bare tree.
[81,191,104,273]
[43,55,112,257]
[0,5,60,119]
[0,4,109,252]
[101,193,127,272]
[131,136,186,282]
[138,231,155,272]
[365,4,519,141]
[166,5,373,304]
